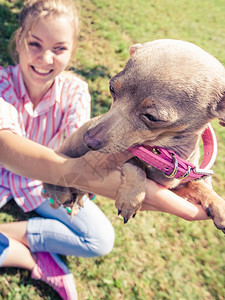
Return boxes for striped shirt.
[0,64,91,212]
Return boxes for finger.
[65,206,72,215]
[88,193,96,201]
[41,188,49,199]
[48,198,60,209]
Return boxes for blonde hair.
[9,0,79,65]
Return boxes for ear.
[129,43,142,57]
[214,93,225,127]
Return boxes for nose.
[39,50,54,64]
[83,122,108,150]
[83,130,104,150]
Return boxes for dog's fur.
[44,39,225,232]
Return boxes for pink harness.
[128,124,217,183]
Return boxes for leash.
[128,123,217,183]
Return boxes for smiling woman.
[18,15,74,107]
[14,8,75,107]
[0,0,115,299]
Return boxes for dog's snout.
[83,130,104,150]
[83,113,116,151]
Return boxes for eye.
[109,85,115,95]
[28,41,41,48]
[53,46,67,53]
[143,113,160,122]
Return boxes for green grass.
[1,0,225,299]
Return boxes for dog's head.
[84,39,225,159]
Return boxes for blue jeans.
[0,233,9,266]
[27,196,115,257]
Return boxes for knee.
[88,224,115,257]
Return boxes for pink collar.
[128,124,217,183]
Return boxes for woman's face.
[17,14,74,98]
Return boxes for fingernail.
[90,194,96,201]
[49,198,54,204]
[66,207,72,214]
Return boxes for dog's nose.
[83,131,104,150]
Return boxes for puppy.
[44,39,225,232]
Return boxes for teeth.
[33,67,51,74]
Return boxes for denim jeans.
[26,196,115,257]
[0,233,9,266]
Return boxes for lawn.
[0,0,225,299]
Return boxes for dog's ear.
[214,93,225,127]
[129,43,142,56]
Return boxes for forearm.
[142,180,209,221]
[53,148,210,221]
[0,130,68,183]
[61,152,209,221]
[0,130,124,197]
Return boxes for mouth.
[31,66,53,76]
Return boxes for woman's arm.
[142,180,209,221]
[61,151,209,220]
[0,130,125,194]
[0,130,209,221]
[0,130,69,183]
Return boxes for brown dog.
[44,39,225,232]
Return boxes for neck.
[25,81,54,109]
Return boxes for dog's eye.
[144,114,159,122]
[109,85,115,95]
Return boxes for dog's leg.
[116,159,146,223]
[174,180,225,233]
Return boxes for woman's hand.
[142,180,209,221]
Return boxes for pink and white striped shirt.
[0,64,91,212]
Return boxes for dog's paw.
[205,200,225,233]
[115,190,145,223]
[177,181,225,234]
[117,203,142,224]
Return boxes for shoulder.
[0,97,22,135]
[0,65,8,75]
[0,65,20,90]
[0,65,22,100]
[0,65,11,82]
[0,97,19,125]
[0,65,17,78]
[0,97,18,114]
